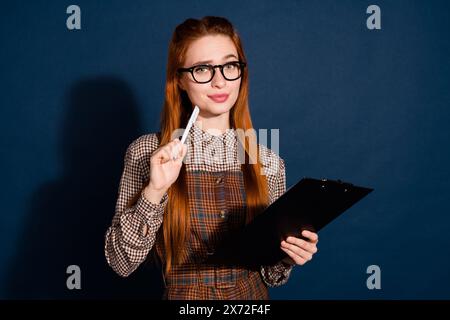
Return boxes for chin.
[201,103,233,116]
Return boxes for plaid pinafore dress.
[156,124,269,299]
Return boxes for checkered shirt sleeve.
[260,153,294,287]
[104,136,167,277]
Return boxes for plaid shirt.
[105,122,293,299]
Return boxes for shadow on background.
[6,77,164,299]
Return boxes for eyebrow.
[191,54,238,66]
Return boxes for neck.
[195,110,231,136]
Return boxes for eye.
[193,65,210,74]
[224,63,238,70]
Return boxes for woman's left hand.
[280,230,319,266]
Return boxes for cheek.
[230,81,241,98]
[184,84,204,100]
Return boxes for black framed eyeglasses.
[177,61,246,84]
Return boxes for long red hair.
[152,16,269,276]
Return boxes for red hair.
[149,16,269,276]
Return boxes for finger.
[280,246,307,266]
[178,144,188,159]
[174,145,187,164]
[281,239,313,260]
[281,240,313,260]
[170,138,180,150]
[287,236,316,252]
[301,230,319,243]
[177,143,186,157]
[164,144,178,161]
[171,145,179,160]
[164,149,174,163]
[153,148,172,163]
[173,139,184,158]
[285,236,316,253]
[172,141,186,161]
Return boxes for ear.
[177,77,186,91]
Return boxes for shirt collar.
[190,121,237,147]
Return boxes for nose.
[210,67,226,89]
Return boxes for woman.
[104,16,318,300]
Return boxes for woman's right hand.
[145,138,188,201]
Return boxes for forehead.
[184,34,238,65]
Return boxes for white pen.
[172,105,199,160]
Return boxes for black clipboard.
[206,177,373,267]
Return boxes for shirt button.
[215,177,223,184]
[219,210,226,218]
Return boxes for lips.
[207,94,229,103]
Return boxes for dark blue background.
[1,0,449,299]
